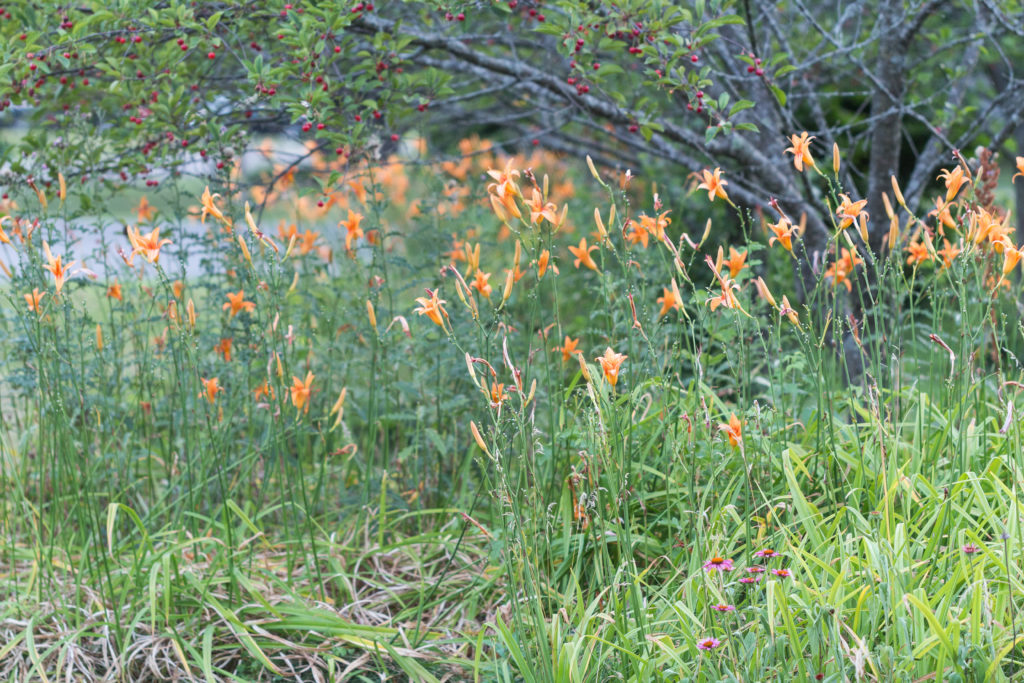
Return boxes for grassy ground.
[2,137,1024,681]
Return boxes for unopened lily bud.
[366,300,377,330]
[167,300,178,324]
[58,173,66,204]
[608,204,616,232]
[577,352,592,383]
[891,175,906,208]
[470,420,491,457]
[501,268,514,303]
[754,277,778,308]
[699,218,712,248]
[832,142,840,174]
[887,215,899,251]
[526,378,537,404]
[30,182,46,211]
[857,214,869,245]
[0,259,11,278]
[186,298,197,329]
[238,234,253,267]
[543,174,549,199]
[284,233,298,259]
[288,271,299,293]
[881,193,894,220]
[594,207,607,239]
[96,323,103,351]
[275,351,284,378]
[465,353,480,388]
[513,240,522,272]
[586,155,602,184]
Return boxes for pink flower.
[754,548,780,559]
[746,565,765,574]
[703,556,734,573]
[771,568,792,578]
[711,603,735,612]
[962,544,980,554]
[739,576,760,584]
[697,637,721,651]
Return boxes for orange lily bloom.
[42,241,75,294]
[719,413,743,448]
[624,220,650,248]
[824,248,863,291]
[723,247,748,278]
[200,185,228,226]
[1001,242,1023,276]
[768,218,795,253]
[106,281,123,301]
[938,238,961,269]
[222,289,256,318]
[215,337,233,362]
[172,280,184,299]
[414,289,449,328]
[136,195,156,222]
[784,132,816,172]
[537,249,558,279]
[696,167,729,202]
[200,377,223,404]
[929,197,956,234]
[905,239,930,265]
[290,371,314,413]
[1014,156,1024,183]
[486,381,508,408]
[569,238,600,271]
[471,270,493,298]
[553,336,580,362]
[835,194,868,230]
[596,347,627,387]
[656,286,682,317]
[24,288,46,314]
[526,189,559,226]
[341,210,364,251]
[127,225,172,264]
[937,166,969,202]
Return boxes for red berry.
[354,114,361,122]
[317,122,325,129]
[457,13,465,21]
[690,54,698,62]
[208,51,216,59]
[334,45,341,53]
[391,133,399,141]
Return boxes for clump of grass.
[2,138,1024,680]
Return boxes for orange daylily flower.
[127,225,172,264]
[215,337,233,362]
[719,413,743,448]
[414,288,449,328]
[569,238,599,271]
[938,238,961,269]
[929,197,956,234]
[768,218,795,253]
[1013,157,1024,183]
[222,289,256,318]
[526,189,559,226]
[290,371,314,413]
[136,195,156,222]
[596,347,627,387]
[937,166,969,202]
[471,270,493,298]
[486,381,508,408]
[905,239,930,265]
[172,280,184,299]
[656,286,682,317]
[823,248,863,291]
[553,335,580,363]
[297,229,320,255]
[341,210,364,251]
[537,249,559,279]
[253,380,275,401]
[696,167,729,202]
[42,241,75,294]
[723,247,748,278]
[200,185,229,226]
[624,220,650,248]
[278,221,299,242]
[835,194,868,230]
[784,132,816,172]
[106,281,123,300]
[1001,242,1023,276]
[200,377,223,404]
[24,288,46,314]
